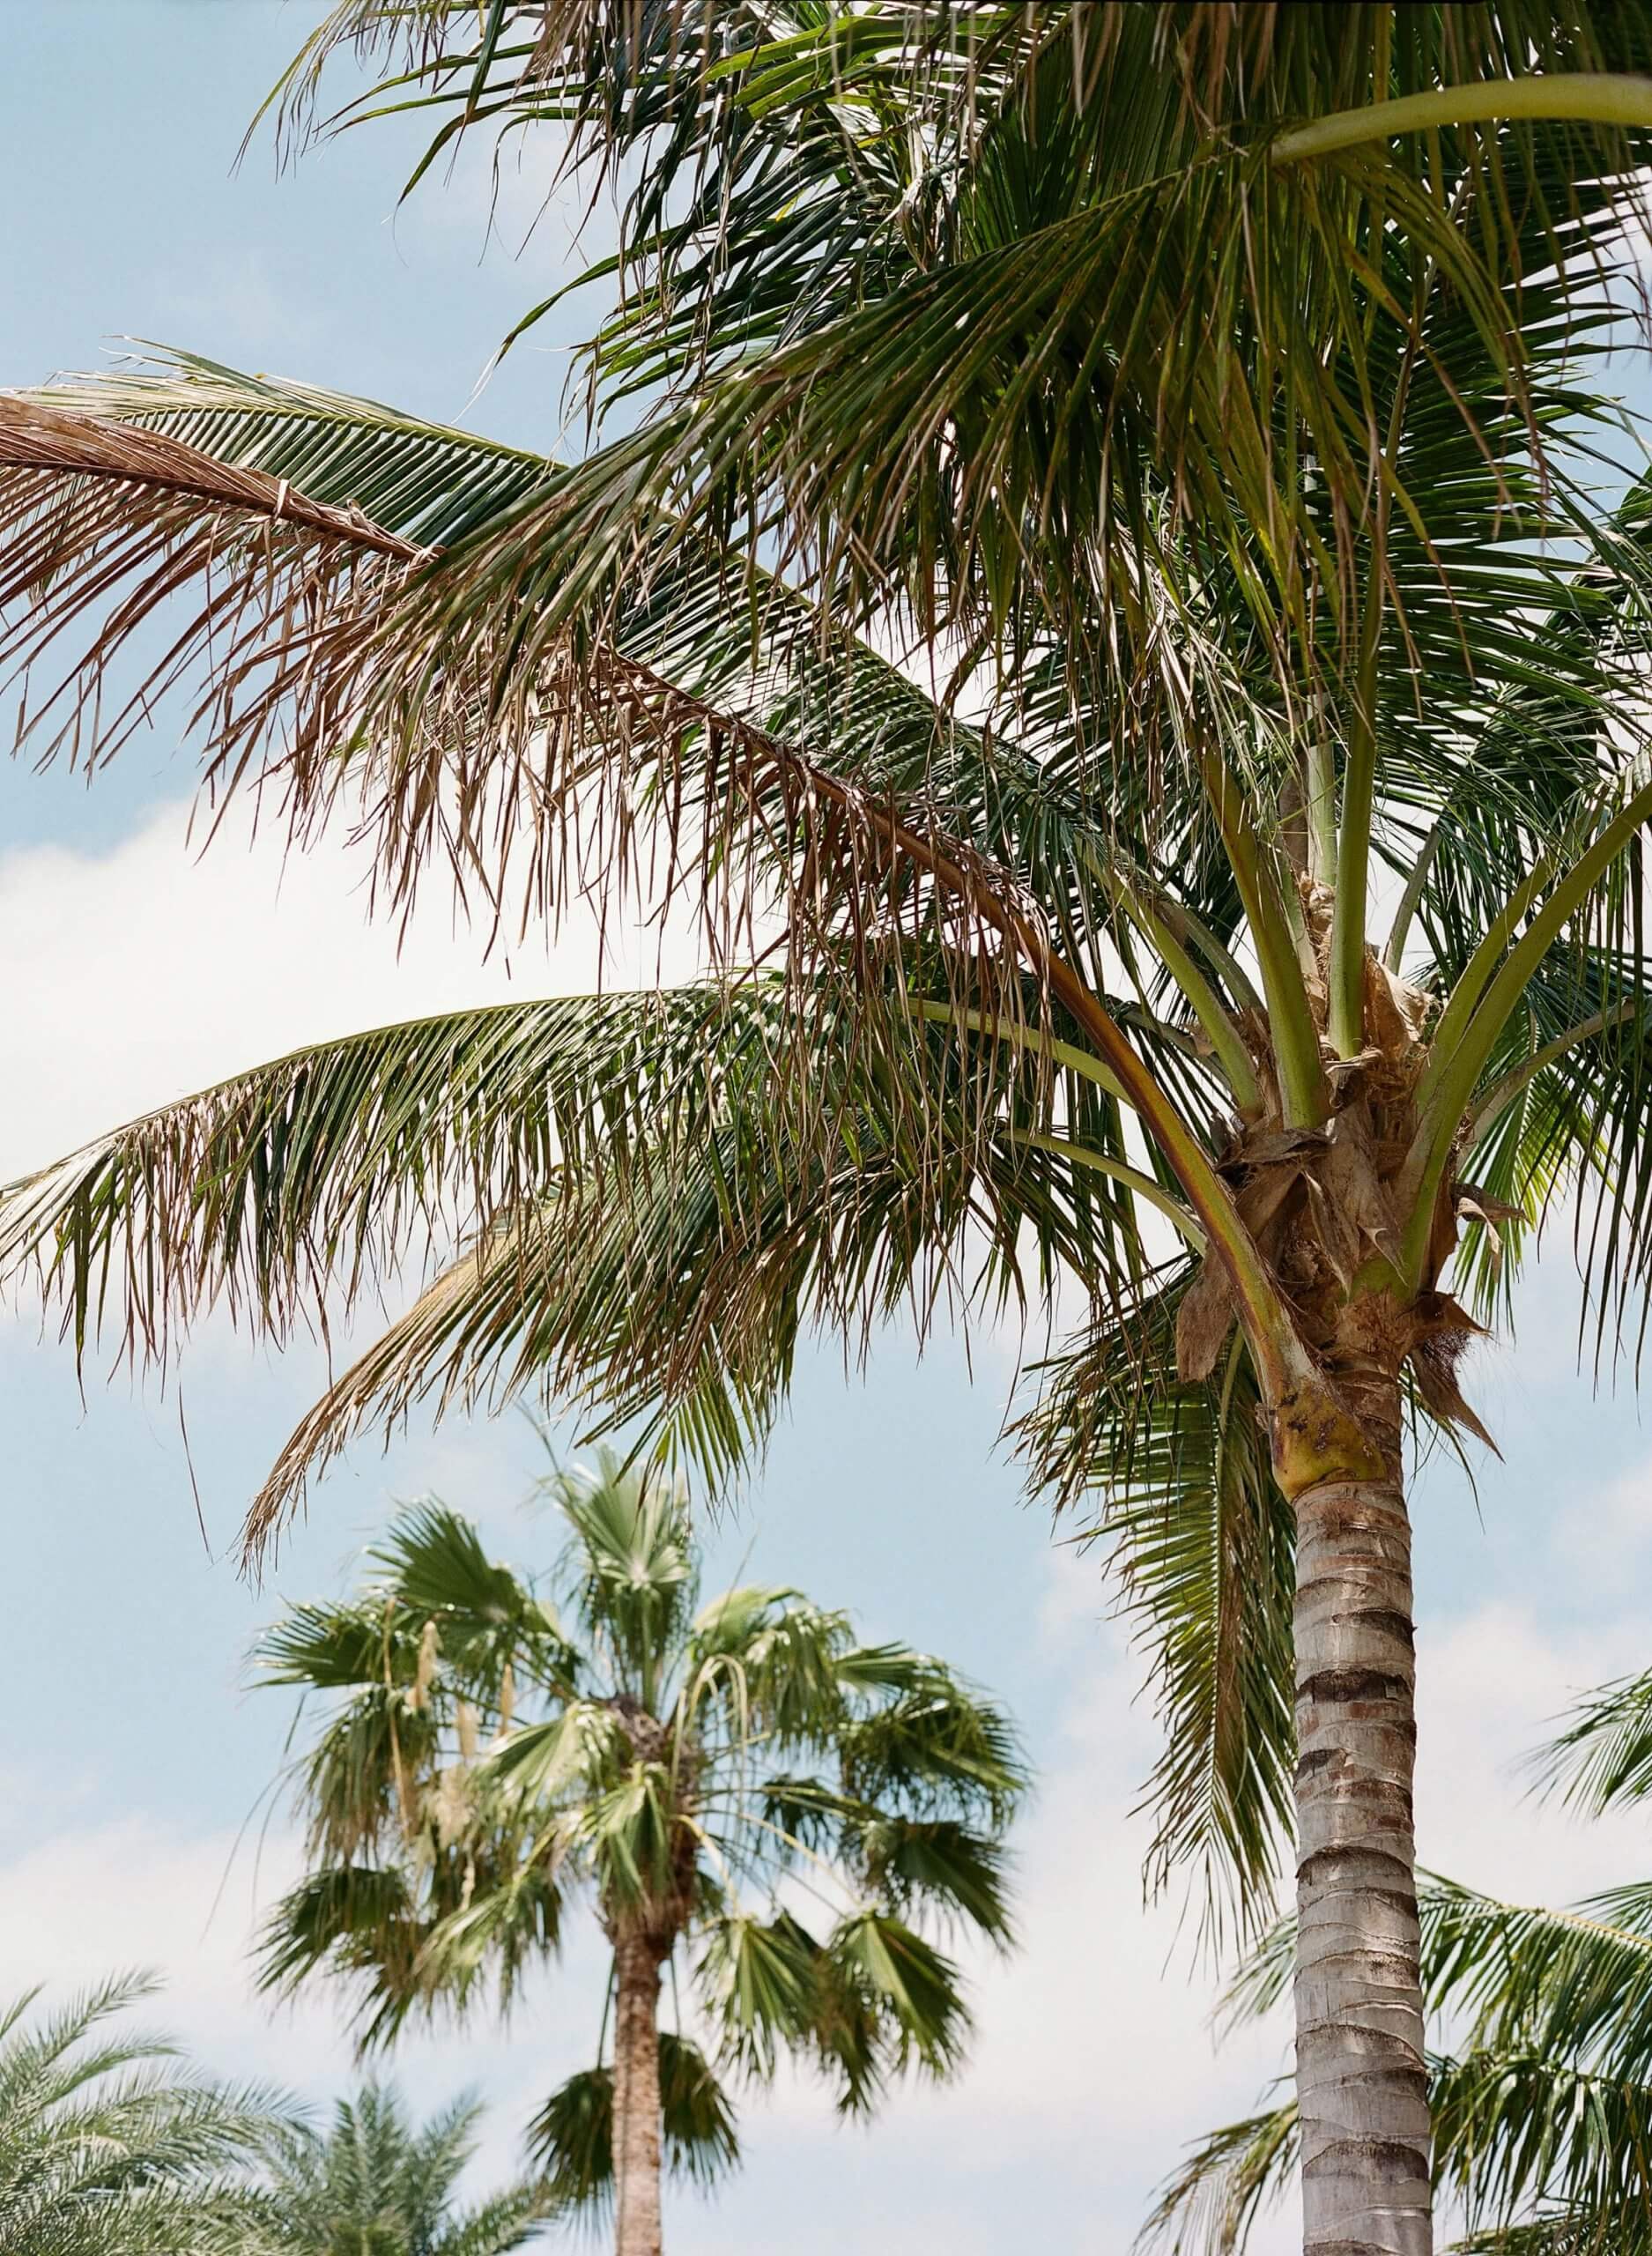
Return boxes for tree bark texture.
[1293,1403,1431,2256]
[612,1936,665,2256]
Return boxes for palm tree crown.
[256,1455,1024,2240]
[263,2082,544,2255]
[0,1972,282,2255]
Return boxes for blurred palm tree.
[256,1454,1024,2255]
[0,1972,280,2255]
[263,2082,544,2255]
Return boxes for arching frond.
[526,2030,738,2226]
[1018,1277,1296,1935]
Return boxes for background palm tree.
[0,1971,281,2255]
[7,12,1652,2251]
[256,1455,1023,2256]
[1147,1666,1652,2253]
[263,2082,544,2254]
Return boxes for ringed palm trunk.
[611,1934,665,2256]
[1278,1354,1430,2256]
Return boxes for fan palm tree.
[263,2082,544,2254]
[0,1971,283,2254]
[7,12,1652,2251]
[1145,1663,1652,2254]
[255,1456,1023,2256]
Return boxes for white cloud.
[0,796,692,1185]
[1416,1599,1649,1904]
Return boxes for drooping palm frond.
[1137,2091,1298,2256]
[0,966,1186,1554]
[1431,2047,1652,2253]
[526,2033,739,2224]
[1426,1877,1652,2094]
[0,357,1123,1043]
[1017,1276,1295,1935]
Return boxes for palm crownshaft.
[7,11,1652,2252]
[256,1459,1024,2253]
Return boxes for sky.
[4,9,1652,2252]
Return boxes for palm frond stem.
[1005,1132,1207,1250]
[1465,998,1645,1149]
[1111,885,1263,1117]
[1196,750,1324,1125]
[911,1000,1129,1107]
[1272,71,1652,164]
[1403,773,1652,1283]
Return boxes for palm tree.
[263,2082,544,2254]
[255,1456,1023,2256]
[1145,1664,1652,2253]
[7,12,1652,2250]
[0,1971,282,2254]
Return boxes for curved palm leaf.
[525,2033,738,2223]
[0,1974,285,2256]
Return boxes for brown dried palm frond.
[0,391,1230,1228]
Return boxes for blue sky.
[4,10,1652,2251]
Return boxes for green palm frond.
[1427,1876,1652,2090]
[1,970,1170,1555]
[1432,2046,1652,2251]
[1137,2092,1299,2256]
[1019,1276,1296,1933]
[549,1454,699,1702]
[0,1976,286,2256]
[525,2033,739,2225]
[256,1865,439,2051]
[847,1816,1014,1946]
[265,2081,546,2253]
[1534,1667,1652,1815]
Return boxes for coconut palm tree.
[263,2082,544,2254]
[0,1972,282,2255]
[255,1456,1023,2256]
[7,12,1652,2251]
[1146,1665,1652,2254]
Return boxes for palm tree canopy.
[263,2082,545,2255]
[8,0,1652,1952]
[255,1456,1025,2219]
[13,19,1652,2251]
[0,1972,286,2256]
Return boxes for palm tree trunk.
[611,1935,665,2256]
[1292,1375,1431,2256]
